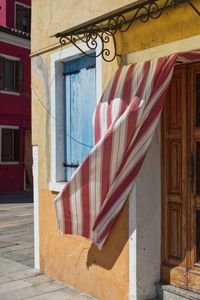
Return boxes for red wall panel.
[0,164,24,192]
[0,0,31,29]
[0,0,31,192]
[0,0,7,26]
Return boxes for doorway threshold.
[156,283,200,300]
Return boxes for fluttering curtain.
[55,51,200,249]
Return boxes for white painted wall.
[129,124,161,300]
[33,145,40,270]
[129,186,137,300]
[137,124,161,299]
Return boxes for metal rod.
[54,0,200,62]
[63,163,79,168]
[55,0,152,38]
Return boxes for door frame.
[161,61,200,292]
[127,36,200,299]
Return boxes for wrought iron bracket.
[55,0,200,62]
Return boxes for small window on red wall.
[1,128,20,162]
[0,56,22,93]
[15,3,31,34]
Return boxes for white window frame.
[0,54,20,96]
[0,54,20,61]
[0,32,30,49]
[49,43,102,192]
[14,1,31,32]
[0,125,20,165]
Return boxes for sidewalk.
[0,200,34,267]
[0,257,96,299]
[0,193,97,300]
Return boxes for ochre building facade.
[31,1,200,299]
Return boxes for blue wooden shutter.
[64,56,96,180]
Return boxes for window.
[49,44,102,192]
[0,56,22,93]
[0,128,20,163]
[63,56,96,180]
[15,3,31,34]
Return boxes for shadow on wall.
[86,201,129,270]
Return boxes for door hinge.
[189,154,194,182]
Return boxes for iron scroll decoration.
[55,0,200,62]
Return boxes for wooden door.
[161,62,200,293]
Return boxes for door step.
[156,283,200,300]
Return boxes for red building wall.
[0,0,31,193]
[0,0,31,28]
[0,0,6,26]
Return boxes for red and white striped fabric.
[55,51,200,249]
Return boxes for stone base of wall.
[156,283,200,300]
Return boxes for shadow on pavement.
[0,191,33,203]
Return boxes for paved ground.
[0,192,97,300]
[0,191,33,204]
[0,192,34,267]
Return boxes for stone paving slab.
[0,257,97,300]
[26,287,96,300]
[0,242,17,249]
[0,242,33,255]
[0,202,34,268]
[0,279,32,294]
[0,286,44,300]
[32,280,67,293]
[0,196,97,300]
[25,275,53,285]
[0,257,30,274]
[0,269,40,284]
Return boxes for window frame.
[14,1,31,34]
[0,125,20,165]
[49,43,102,192]
[0,54,21,96]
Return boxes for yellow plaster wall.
[119,2,200,55]
[31,0,138,54]
[31,53,51,188]
[31,46,128,300]
[39,189,129,300]
[31,1,200,299]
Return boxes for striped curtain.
[55,51,200,249]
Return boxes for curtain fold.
[55,51,200,249]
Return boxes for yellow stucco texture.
[32,1,200,57]
[31,0,138,54]
[119,3,200,54]
[31,53,51,188]
[31,42,129,299]
[32,1,200,299]
[39,189,129,300]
